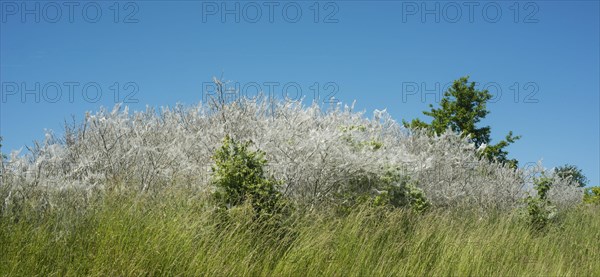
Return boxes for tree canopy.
[554,164,589,187]
[403,76,521,168]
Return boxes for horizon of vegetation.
[0,76,598,276]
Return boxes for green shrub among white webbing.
[0,84,582,214]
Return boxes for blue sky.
[1,1,599,186]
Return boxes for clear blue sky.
[1,1,598,186]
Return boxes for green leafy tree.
[554,164,588,187]
[211,135,284,218]
[403,76,521,168]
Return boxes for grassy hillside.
[0,96,594,276]
[1,188,598,276]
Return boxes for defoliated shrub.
[0,79,582,212]
[211,135,286,219]
[339,124,383,151]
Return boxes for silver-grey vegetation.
[0,83,582,215]
[0,80,596,276]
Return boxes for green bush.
[211,135,285,218]
[373,171,429,212]
[336,169,430,213]
[525,175,556,230]
[583,187,600,205]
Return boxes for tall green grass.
[1,188,599,276]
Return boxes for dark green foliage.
[554,164,589,187]
[403,76,520,168]
[480,131,521,169]
[404,77,493,147]
[211,135,285,218]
